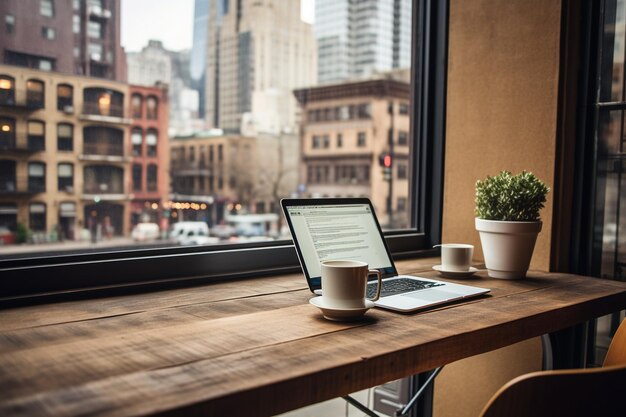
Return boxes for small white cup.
[320,260,382,309]
[434,243,474,272]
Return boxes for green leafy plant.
[15,223,30,244]
[475,171,550,221]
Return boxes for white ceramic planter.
[475,218,542,279]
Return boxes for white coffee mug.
[320,260,382,309]
[434,243,474,272]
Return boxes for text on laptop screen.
[286,204,394,279]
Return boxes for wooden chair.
[478,319,626,417]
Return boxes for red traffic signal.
[379,153,392,167]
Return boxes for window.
[357,132,366,147]
[72,15,80,34]
[398,131,408,146]
[0,0,448,302]
[131,128,142,156]
[57,163,73,191]
[40,0,54,17]
[399,102,410,115]
[5,14,15,33]
[42,27,56,40]
[88,21,101,38]
[398,164,408,180]
[131,94,142,118]
[29,203,46,232]
[88,43,103,61]
[57,84,73,111]
[0,75,15,105]
[57,123,73,151]
[0,117,16,149]
[146,129,157,156]
[0,160,17,193]
[147,164,157,191]
[27,120,46,151]
[26,79,45,109]
[146,96,158,119]
[132,164,142,192]
[28,162,46,193]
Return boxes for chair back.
[478,364,626,417]
[604,318,626,367]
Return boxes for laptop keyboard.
[367,277,445,298]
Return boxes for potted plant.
[475,171,550,279]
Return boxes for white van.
[131,222,160,241]
[169,221,218,245]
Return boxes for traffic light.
[379,153,392,181]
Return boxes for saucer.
[432,265,478,278]
[309,297,375,321]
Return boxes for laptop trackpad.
[405,289,463,302]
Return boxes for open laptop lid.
[281,198,398,292]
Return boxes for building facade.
[0,0,126,81]
[0,64,133,241]
[294,74,411,228]
[128,84,170,232]
[315,0,412,84]
[206,0,316,134]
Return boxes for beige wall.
[442,0,562,271]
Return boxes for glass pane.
[58,163,72,177]
[0,0,415,257]
[600,0,626,102]
[28,121,45,135]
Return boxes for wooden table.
[1,258,626,417]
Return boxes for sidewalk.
[0,237,137,255]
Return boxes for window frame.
[0,0,448,305]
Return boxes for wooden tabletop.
[1,258,626,417]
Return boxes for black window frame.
[0,0,448,305]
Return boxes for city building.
[169,130,298,226]
[127,40,205,137]
[0,0,126,81]
[206,0,317,134]
[294,72,411,228]
[128,84,170,232]
[0,64,133,241]
[315,0,412,84]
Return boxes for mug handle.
[367,269,382,302]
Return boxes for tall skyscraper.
[204,0,316,134]
[0,0,126,81]
[315,0,412,84]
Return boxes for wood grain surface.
[1,259,625,417]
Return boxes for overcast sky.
[121,0,315,53]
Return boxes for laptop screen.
[282,199,397,289]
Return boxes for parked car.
[170,221,218,246]
[0,226,15,245]
[131,223,160,242]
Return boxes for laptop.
[281,198,490,312]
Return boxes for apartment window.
[0,117,16,149]
[0,160,16,192]
[27,120,46,151]
[146,96,158,119]
[40,0,54,17]
[131,94,142,118]
[397,197,407,212]
[88,21,101,38]
[147,164,157,192]
[57,163,73,192]
[398,164,408,180]
[29,203,46,232]
[312,135,321,149]
[57,123,73,151]
[357,132,366,147]
[88,43,103,61]
[398,131,408,146]
[131,128,142,156]
[72,15,80,34]
[26,79,45,109]
[337,133,343,148]
[57,84,73,111]
[42,27,56,40]
[146,129,157,157]
[323,135,330,148]
[5,15,15,33]
[209,145,214,162]
[0,75,15,106]
[218,144,223,162]
[73,0,80,10]
[132,164,142,192]
[399,102,410,115]
[28,162,46,193]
